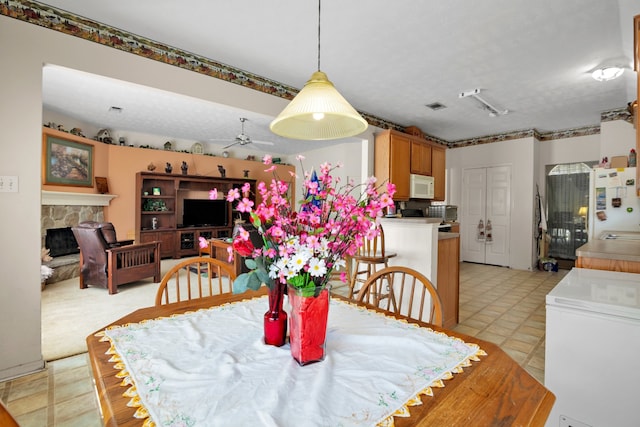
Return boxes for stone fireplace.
[41,191,115,284]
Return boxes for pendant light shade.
[269,0,368,140]
[270,71,368,140]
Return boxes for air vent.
[425,102,447,111]
[108,106,123,113]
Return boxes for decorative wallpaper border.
[3,0,629,148]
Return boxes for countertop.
[438,232,460,240]
[575,239,640,263]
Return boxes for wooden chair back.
[348,224,397,298]
[155,257,237,306]
[355,266,443,327]
[0,399,19,427]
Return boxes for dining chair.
[0,399,19,427]
[155,257,237,305]
[355,266,443,327]
[348,224,397,299]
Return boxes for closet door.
[461,166,511,267]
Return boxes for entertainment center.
[135,172,256,258]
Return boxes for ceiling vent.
[425,102,447,111]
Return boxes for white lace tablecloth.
[101,296,483,427]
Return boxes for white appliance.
[409,174,434,199]
[588,167,640,240]
[545,268,640,427]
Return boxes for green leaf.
[256,269,271,284]
[246,273,263,291]
[232,274,250,294]
[244,258,258,270]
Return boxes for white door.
[461,166,511,267]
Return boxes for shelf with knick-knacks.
[135,171,256,258]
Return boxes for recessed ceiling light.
[591,67,623,81]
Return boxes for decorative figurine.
[181,161,188,175]
[217,165,226,178]
[147,162,156,171]
[243,170,250,178]
[165,162,173,174]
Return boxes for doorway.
[545,162,591,266]
[461,165,511,267]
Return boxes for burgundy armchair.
[72,221,161,294]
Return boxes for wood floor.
[0,262,568,426]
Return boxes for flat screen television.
[182,199,229,227]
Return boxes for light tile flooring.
[1,262,568,426]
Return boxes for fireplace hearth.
[45,227,79,258]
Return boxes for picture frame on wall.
[43,134,94,187]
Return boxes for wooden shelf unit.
[135,172,255,258]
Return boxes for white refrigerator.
[588,167,640,240]
[545,268,640,427]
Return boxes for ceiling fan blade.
[223,140,241,149]
[252,140,274,146]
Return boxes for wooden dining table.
[86,289,555,427]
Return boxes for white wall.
[0,15,318,380]
[447,137,536,270]
[292,133,375,204]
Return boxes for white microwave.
[410,174,434,199]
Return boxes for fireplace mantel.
[41,191,117,206]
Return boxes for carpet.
[41,258,184,361]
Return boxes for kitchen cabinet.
[410,140,432,175]
[375,129,447,201]
[431,145,446,201]
[375,130,411,200]
[437,234,460,328]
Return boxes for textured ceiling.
[35,0,640,155]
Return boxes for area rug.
[41,258,183,361]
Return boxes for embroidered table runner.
[101,297,483,427]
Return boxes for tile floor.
[0,262,568,426]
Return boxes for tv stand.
[135,172,255,258]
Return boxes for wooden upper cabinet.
[410,140,432,175]
[432,145,446,201]
[374,130,411,200]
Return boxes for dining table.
[86,288,555,427]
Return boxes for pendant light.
[269,0,368,140]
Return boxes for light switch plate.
[0,175,19,192]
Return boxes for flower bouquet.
[224,155,395,363]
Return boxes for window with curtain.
[545,162,591,260]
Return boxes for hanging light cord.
[317,0,321,71]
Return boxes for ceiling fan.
[216,118,274,149]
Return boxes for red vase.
[287,285,330,365]
[264,283,287,347]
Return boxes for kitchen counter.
[438,232,460,240]
[575,240,640,263]
[575,239,640,273]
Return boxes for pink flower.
[263,154,273,165]
[226,188,240,201]
[198,236,208,249]
[209,189,218,200]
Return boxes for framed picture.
[152,187,161,195]
[43,134,94,187]
[95,177,109,194]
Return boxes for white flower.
[288,252,310,273]
[308,257,327,277]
